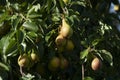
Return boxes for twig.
[82,64,84,80]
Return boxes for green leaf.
[0,62,9,71]
[27,4,40,15]
[99,50,113,66]
[91,38,102,46]
[0,32,17,55]
[0,36,10,54]
[81,41,88,48]
[5,38,17,55]
[20,73,35,80]
[23,21,39,32]
[16,30,24,44]
[11,15,22,30]
[80,47,90,59]
[45,30,55,42]
[0,11,10,23]
[59,0,65,10]
[46,0,53,13]
[84,77,94,80]
[27,31,38,38]
[27,13,42,19]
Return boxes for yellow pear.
[30,53,39,63]
[60,18,73,38]
[18,54,30,68]
[114,5,119,12]
[91,57,102,71]
[63,0,69,4]
[55,34,67,46]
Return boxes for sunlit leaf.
[20,73,35,80]
[5,38,17,55]
[80,47,90,59]
[23,21,39,32]
[27,13,42,19]
[27,4,40,15]
[27,31,38,38]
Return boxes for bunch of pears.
[48,56,69,71]
[18,52,40,68]
[55,18,74,52]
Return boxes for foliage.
[0,0,120,80]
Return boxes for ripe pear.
[65,40,74,51]
[60,18,73,38]
[114,5,119,12]
[55,34,67,46]
[91,57,102,71]
[18,54,30,68]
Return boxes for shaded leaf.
[45,30,55,42]
[92,38,102,46]
[27,13,42,19]
[99,50,113,66]
[11,15,22,30]
[16,30,24,44]
[0,62,9,71]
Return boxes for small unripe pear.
[60,57,69,69]
[30,53,39,63]
[63,0,69,4]
[65,40,74,51]
[48,57,60,71]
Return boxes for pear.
[65,39,74,51]
[114,5,119,12]
[48,57,60,71]
[91,57,102,71]
[60,57,69,69]
[18,54,30,68]
[63,0,69,4]
[55,34,67,46]
[30,53,39,63]
[60,18,73,38]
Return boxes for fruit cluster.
[55,18,74,53]
[48,56,69,71]
[18,52,40,68]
